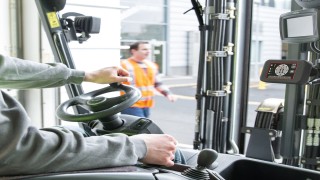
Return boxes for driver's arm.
[0,55,85,89]
[0,54,176,176]
[0,54,131,89]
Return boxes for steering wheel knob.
[87,97,107,106]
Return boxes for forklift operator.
[0,54,178,176]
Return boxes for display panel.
[280,9,320,43]
[266,63,296,80]
[260,60,313,84]
[286,16,314,37]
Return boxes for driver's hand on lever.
[132,134,177,167]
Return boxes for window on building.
[120,0,167,41]
[254,0,290,9]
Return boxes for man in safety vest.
[121,41,176,118]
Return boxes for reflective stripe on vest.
[120,59,157,108]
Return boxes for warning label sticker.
[46,12,60,29]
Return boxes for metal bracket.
[306,99,320,106]
[244,127,276,162]
[227,3,236,19]
[206,51,227,61]
[224,82,232,94]
[241,127,279,138]
[206,90,226,97]
[205,4,236,20]
[210,13,229,20]
[223,43,234,56]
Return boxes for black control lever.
[197,149,218,169]
[182,149,224,180]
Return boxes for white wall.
[62,0,122,93]
[21,0,45,128]
[0,0,10,55]
[167,0,202,75]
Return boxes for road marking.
[155,93,195,100]
[248,101,261,105]
[174,94,195,100]
[167,83,196,88]
[178,143,193,149]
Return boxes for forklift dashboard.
[260,59,314,84]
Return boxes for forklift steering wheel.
[56,83,141,122]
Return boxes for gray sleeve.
[0,54,85,89]
[0,91,147,176]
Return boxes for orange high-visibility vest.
[121,58,158,108]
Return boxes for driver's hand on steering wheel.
[132,134,177,167]
[84,66,132,84]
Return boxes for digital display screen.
[261,60,313,84]
[266,63,297,80]
[287,16,314,37]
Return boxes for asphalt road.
[149,76,286,146]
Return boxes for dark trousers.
[121,107,150,118]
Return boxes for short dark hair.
[129,41,149,52]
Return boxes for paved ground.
[149,76,286,146]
